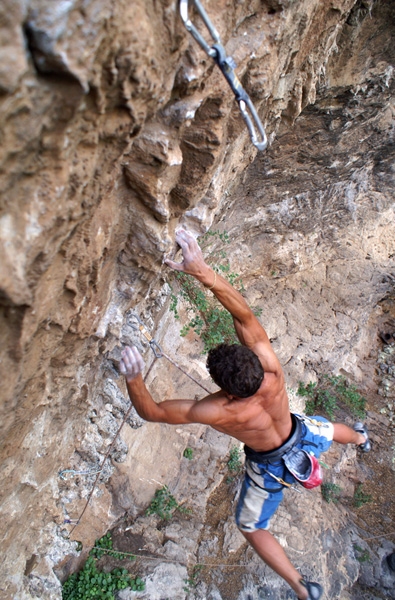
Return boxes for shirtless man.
[120,229,370,600]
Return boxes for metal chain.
[179,0,268,151]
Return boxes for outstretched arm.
[165,229,281,374]
[120,346,224,424]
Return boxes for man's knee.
[237,524,270,540]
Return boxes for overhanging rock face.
[0,1,394,598]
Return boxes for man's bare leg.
[333,423,365,445]
[239,425,367,599]
[241,529,309,599]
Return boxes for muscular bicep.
[152,394,224,426]
[233,314,282,375]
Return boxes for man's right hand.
[120,346,145,382]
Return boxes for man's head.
[206,344,264,398]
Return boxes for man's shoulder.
[254,378,289,415]
[260,370,286,394]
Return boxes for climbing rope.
[65,316,213,535]
[361,530,395,542]
[132,314,212,394]
[86,531,395,576]
[67,358,158,536]
[179,0,268,151]
[92,546,250,569]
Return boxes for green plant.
[62,534,144,600]
[183,447,193,460]
[146,485,190,520]
[321,482,342,504]
[169,231,261,354]
[91,532,136,561]
[353,483,372,508]
[227,445,243,473]
[298,375,366,420]
[226,445,243,483]
[353,543,370,563]
[183,564,204,592]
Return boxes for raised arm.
[165,229,281,374]
[120,346,224,424]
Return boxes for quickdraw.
[179,0,268,151]
[134,319,163,359]
[248,460,303,494]
[263,468,303,493]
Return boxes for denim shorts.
[235,415,334,532]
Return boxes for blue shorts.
[235,415,334,532]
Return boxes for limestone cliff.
[0,1,394,599]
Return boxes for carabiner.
[238,98,267,151]
[179,0,219,57]
[149,339,163,359]
[179,0,267,151]
[212,44,267,151]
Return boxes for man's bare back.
[189,372,292,452]
[120,228,293,453]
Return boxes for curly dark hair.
[206,344,264,398]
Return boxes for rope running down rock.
[67,317,212,535]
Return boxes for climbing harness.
[179,0,268,151]
[244,414,324,492]
[247,459,303,494]
[65,315,213,535]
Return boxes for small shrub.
[321,482,342,504]
[228,446,243,473]
[183,564,204,592]
[174,271,240,353]
[298,375,366,420]
[226,445,243,483]
[62,534,143,600]
[169,231,261,354]
[91,532,136,561]
[146,485,190,520]
[353,544,370,563]
[353,483,372,508]
[183,447,193,460]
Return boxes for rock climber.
[120,228,370,600]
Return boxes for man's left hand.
[165,228,207,277]
[120,346,145,382]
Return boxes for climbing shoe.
[353,422,371,452]
[298,579,323,600]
